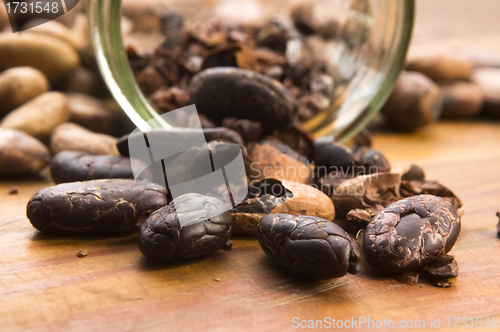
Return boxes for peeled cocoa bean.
[381,71,443,131]
[1,92,69,141]
[27,179,169,233]
[439,81,483,118]
[0,67,49,115]
[50,123,119,156]
[65,93,119,135]
[50,151,137,184]
[0,33,79,84]
[0,128,50,177]
[189,67,297,133]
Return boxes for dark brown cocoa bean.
[257,213,361,279]
[314,137,355,178]
[401,165,426,182]
[362,195,461,274]
[138,193,232,261]
[117,127,245,157]
[189,67,297,132]
[27,179,169,233]
[50,151,138,184]
[222,118,263,142]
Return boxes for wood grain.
[1,120,500,331]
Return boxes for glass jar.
[88,0,414,141]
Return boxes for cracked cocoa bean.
[189,67,297,132]
[232,179,335,235]
[50,151,139,184]
[138,193,232,261]
[27,179,169,233]
[362,195,461,274]
[257,213,361,279]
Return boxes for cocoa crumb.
[8,186,18,195]
[77,249,88,258]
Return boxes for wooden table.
[1,120,500,331]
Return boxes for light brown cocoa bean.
[0,33,79,84]
[65,93,119,135]
[0,67,49,115]
[381,71,443,131]
[439,81,483,118]
[50,123,119,156]
[472,68,500,117]
[406,46,472,81]
[64,67,107,97]
[1,92,69,141]
[0,128,50,177]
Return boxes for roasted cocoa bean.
[50,151,138,184]
[189,67,297,132]
[362,195,461,274]
[27,179,169,233]
[117,127,245,157]
[138,193,232,261]
[257,213,361,279]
